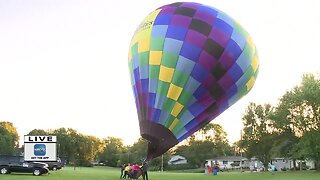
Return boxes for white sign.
[24,136,57,161]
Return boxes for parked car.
[0,155,49,176]
[45,158,63,171]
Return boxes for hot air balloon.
[128,2,259,160]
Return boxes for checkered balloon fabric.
[128,2,259,158]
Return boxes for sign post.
[24,135,57,161]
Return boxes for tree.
[272,74,320,136]
[296,130,320,170]
[238,103,275,169]
[128,138,148,164]
[0,121,19,155]
[83,135,104,163]
[52,128,76,163]
[51,128,104,167]
[75,134,104,166]
[176,139,215,168]
[270,74,320,169]
[175,123,233,168]
[209,124,234,156]
[0,126,13,154]
[27,129,48,135]
[99,137,125,167]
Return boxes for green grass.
[0,166,319,180]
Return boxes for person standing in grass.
[120,163,126,179]
[133,163,139,180]
[123,163,130,179]
[142,160,149,180]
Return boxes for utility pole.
[240,130,243,172]
[161,154,164,172]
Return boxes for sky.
[0,0,320,146]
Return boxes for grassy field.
[0,166,319,180]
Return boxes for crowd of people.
[205,164,219,176]
[120,160,148,180]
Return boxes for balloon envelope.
[128,2,259,160]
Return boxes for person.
[205,165,209,175]
[270,164,276,175]
[208,165,213,175]
[120,163,125,179]
[123,163,130,179]
[142,160,148,180]
[133,163,139,180]
[213,165,218,176]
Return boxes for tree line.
[0,121,234,169]
[237,73,320,170]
